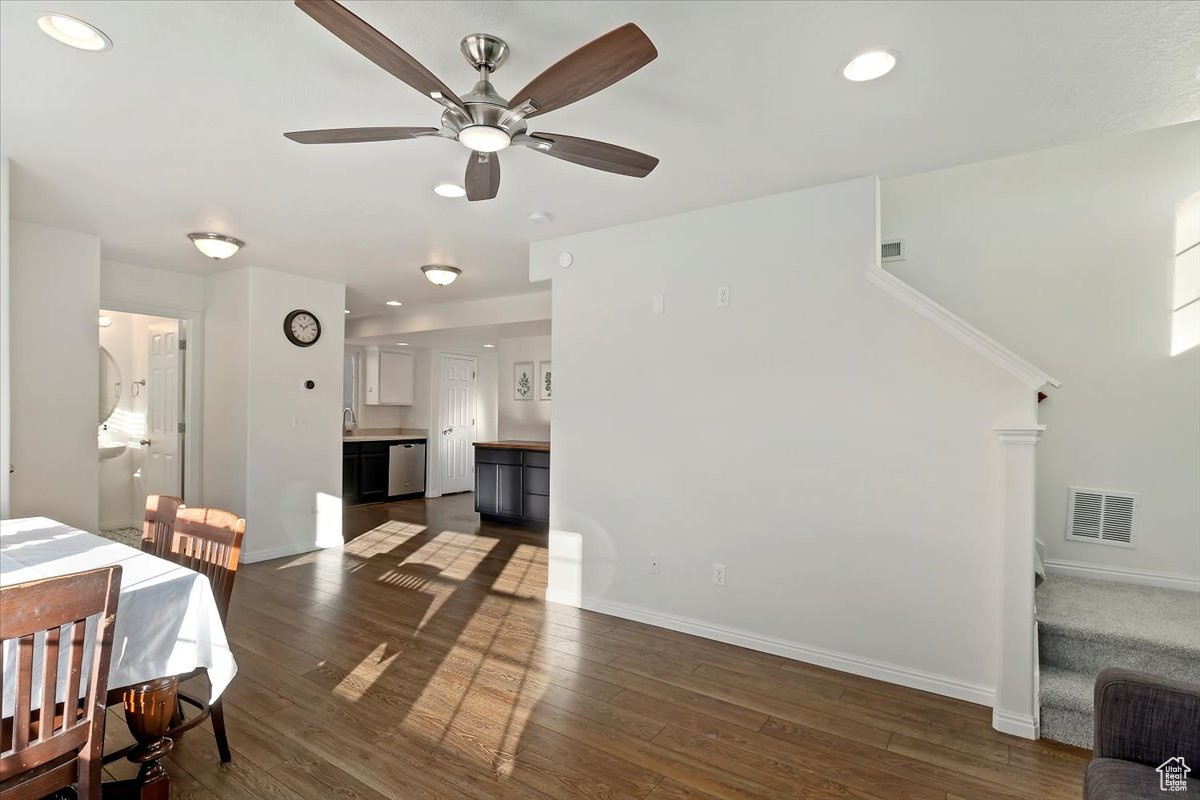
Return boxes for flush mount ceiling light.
[843,50,898,81]
[97,315,112,328]
[422,265,461,286]
[188,232,244,260]
[37,13,112,51]
[385,300,403,306]
[433,183,466,198]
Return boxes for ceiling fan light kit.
[286,0,660,201]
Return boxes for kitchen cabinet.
[343,438,427,506]
[364,347,414,405]
[474,442,550,528]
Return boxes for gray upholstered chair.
[1084,669,1200,799]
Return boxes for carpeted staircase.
[1037,575,1200,749]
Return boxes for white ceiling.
[2,0,1197,314]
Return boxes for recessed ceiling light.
[483,343,496,348]
[433,183,466,198]
[421,265,461,286]
[396,342,409,346]
[344,309,350,314]
[843,50,898,82]
[98,315,112,328]
[529,211,554,224]
[188,232,244,259]
[37,14,112,51]
[386,300,403,306]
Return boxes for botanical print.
[539,361,552,400]
[514,362,534,400]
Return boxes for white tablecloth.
[1,517,238,716]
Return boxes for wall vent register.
[881,238,906,262]
[1065,486,1139,548]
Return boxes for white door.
[440,355,477,494]
[145,322,182,498]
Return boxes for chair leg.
[211,698,232,763]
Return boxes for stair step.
[1036,575,1200,748]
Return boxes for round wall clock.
[284,309,321,347]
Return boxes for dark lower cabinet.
[475,444,549,528]
[359,451,388,503]
[343,439,426,506]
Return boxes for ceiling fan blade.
[465,151,500,201]
[294,0,464,108]
[284,126,439,144]
[508,23,656,118]
[525,133,658,178]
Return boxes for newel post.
[992,425,1044,739]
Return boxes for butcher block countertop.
[472,440,551,453]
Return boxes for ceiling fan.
[285,0,660,201]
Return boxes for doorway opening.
[98,309,190,537]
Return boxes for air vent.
[881,238,905,262]
[1066,487,1139,548]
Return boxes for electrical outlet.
[652,294,665,314]
[649,553,661,574]
[716,286,730,307]
[713,563,726,586]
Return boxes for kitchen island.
[473,441,550,528]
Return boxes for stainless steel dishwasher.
[388,441,426,496]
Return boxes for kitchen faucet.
[342,406,357,436]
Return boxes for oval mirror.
[99,346,122,424]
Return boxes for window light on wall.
[1172,192,1200,356]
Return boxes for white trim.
[865,267,1062,391]
[241,541,340,564]
[99,518,140,532]
[995,426,1046,446]
[1044,559,1200,592]
[992,709,1039,740]
[581,596,995,707]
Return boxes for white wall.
[883,122,1200,583]
[498,335,552,441]
[204,267,345,563]
[202,269,250,518]
[530,177,1033,702]
[0,157,9,517]
[9,221,101,530]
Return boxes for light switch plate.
[652,294,665,314]
[717,286,730,307]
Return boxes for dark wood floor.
[105,493,1087,799]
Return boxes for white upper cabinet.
[364,347,414,405]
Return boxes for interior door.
[440,355,477,494]
[145,321,182,498]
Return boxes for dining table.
[1,516,238,799]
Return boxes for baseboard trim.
[99,519,140,532]
[1044,559,1200,592]
[241,541,340,564]
[992,709,1039,740]
[580,596,995,707]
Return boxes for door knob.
[140,439,152,446]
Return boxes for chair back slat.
[0,566,121,800]
[142,495,183,558]
[168,508,245,623]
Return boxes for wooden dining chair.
[163,507,245,763]
[140,494,183,558]
[1,566,122,800]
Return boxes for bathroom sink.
[98,441,127,462]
